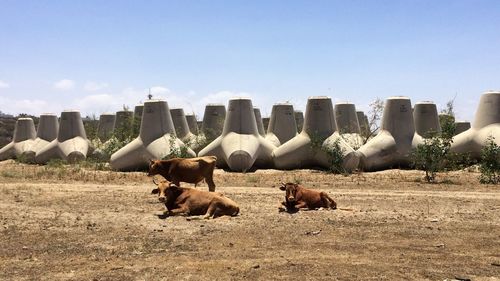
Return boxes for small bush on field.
[324,139,347,175]
[163,134,190,159]
[14,153,31,164]
[412,131,453,183]
[101,136,131,157]
[46,159,67,169]
[439,114,456,140]
[445,151,476,171]
[79,158,110,171]
[310,133,348,175]
[479,136,500,184]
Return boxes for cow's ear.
[279,183,286,191]
[151,188,159,194]
[149,159,155,165]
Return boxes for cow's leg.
[206,176,216,192]
[172,179,181,187]
[168,205,189,216]
[294,201,308,209]
[205,164,216,192]
[321,193,337,209]
[203,202,218,219]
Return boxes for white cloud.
[199,90,244,105]
[0,96,61,116]
[0,84,270,120]
[84,81,109,92]
[54,79,75,91]
[0,80,10,89]
[73,94,117,115]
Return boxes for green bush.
[412,131,452,183]
[310,132,348,174]
[325,139,347,174]
[479,136,500,184]
[163,134,191,159]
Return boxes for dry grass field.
[0,160,499,280]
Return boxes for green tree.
[479,136,500,184]
[412,131,453,183]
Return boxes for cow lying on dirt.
[279,182,337,212]
[148,156,217,192]
[151,179,239,219]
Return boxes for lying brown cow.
[148,156,217,192]
[152,179,239,219]
[279,182,337,212]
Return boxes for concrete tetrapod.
[272,96,359,171]
[114,110,133,132]
[201,104,226,140]
[356,111,370,137]
[413,101,441,137]
[262,117,270,132]
[20,114,59,163]
[92,113,117,161]
[170,108,196,142]
[198,98,276,172]
[254,108,265,136]
[0,118,36,161]
[294,110,304,132]
[110,100,195,171]
[132,104,144,136]
[170,108,204,152]
[97,113,116,142]
[451,91,500,159]
[357,97,422,171]
[186,115,199,135]
[35,111,93,164]
[265,103,297,147]
[454,121,471,135]
[335,102,364,149]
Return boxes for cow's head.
[148,159,162,176]
[151,177,177,203]
[279,182,299,203]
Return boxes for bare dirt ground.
[0,160,499,281]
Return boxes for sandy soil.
[0,161,499,280]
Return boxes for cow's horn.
[152,177,160,185]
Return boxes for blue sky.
[0,0,499,121]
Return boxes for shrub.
[479,136,500,184]
[163,134,191,159]
[101,136,131,157]
[323,138,346,174]
[412,131,452,183]
[439,114,456,140]
[310,132,348,174]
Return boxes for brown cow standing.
[148,156,217,192]
[151,179,239,219]
[279,182,337,212]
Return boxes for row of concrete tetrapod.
[1,92,497,171]
[111,92,497,172]
[0,111,94,164]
